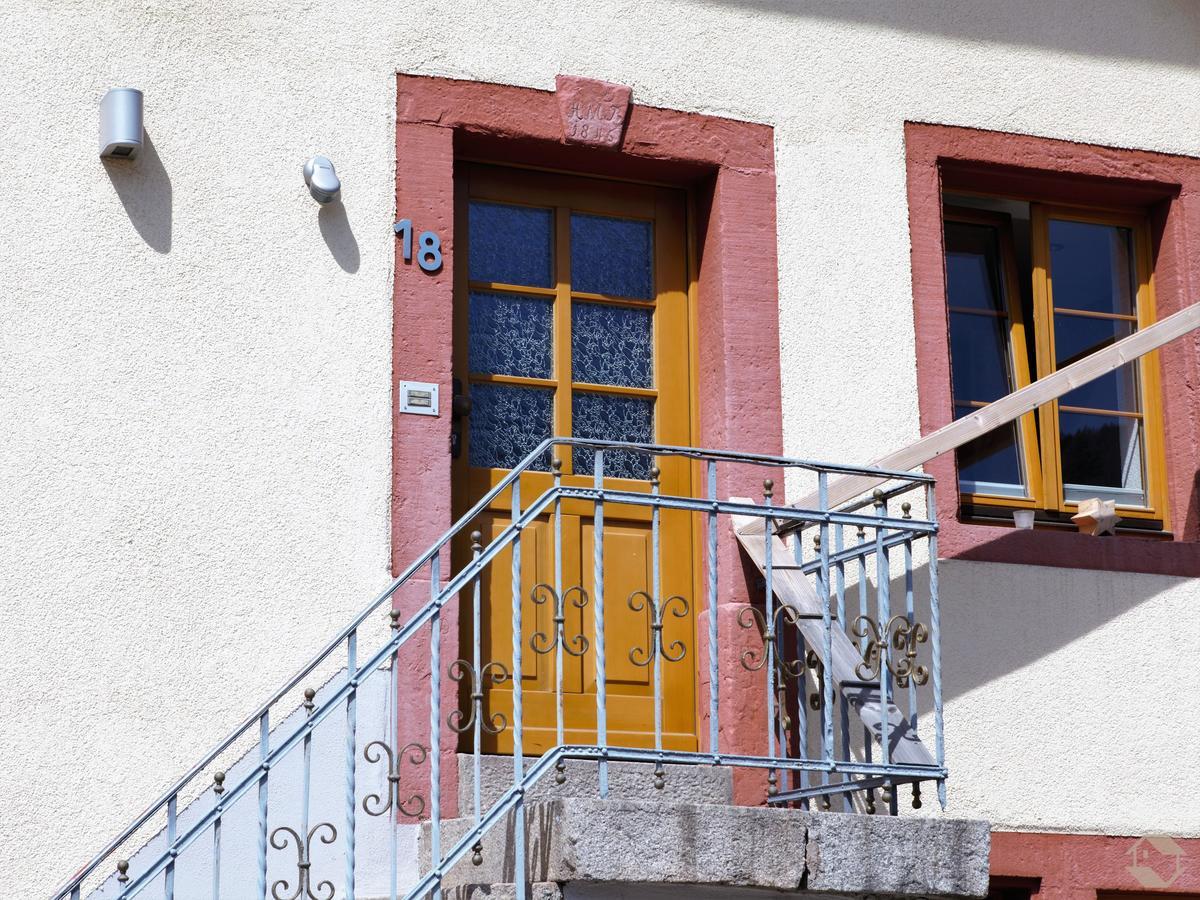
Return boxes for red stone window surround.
[906,122,1200,576]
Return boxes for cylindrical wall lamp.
[99,88,143,159]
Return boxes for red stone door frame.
[390,74,782,812]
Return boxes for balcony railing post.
[651,465,665,782]
[873,491,894,814]
[165,793,177,900]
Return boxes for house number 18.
[393,219,443,273]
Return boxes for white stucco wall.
[4,1,1200,894]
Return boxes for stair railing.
[53,439,943,900]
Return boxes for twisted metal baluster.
[429,554,442,900]
[344,631,357,900]
[593,450,608,799]
[469,531,485,860]
[834,521,852,811]
[165,793,176,900]
[258,711,270,900]
[650,466,665,788]
[763,479,779,799]
[552,460,565,787]
[511,478,526,900]
[706,460,719,759]
[212,772,226,898]
[928,482,946,810]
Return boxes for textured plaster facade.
[5,1,1200,895]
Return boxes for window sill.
[940,511,1200,577]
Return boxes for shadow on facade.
[318,200,361,273]
[102,129,172,253]
[703,0,1200,67]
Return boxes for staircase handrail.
[54,438,933,899]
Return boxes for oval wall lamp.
[303,155,341,204]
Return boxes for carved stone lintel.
[555,75,632,149]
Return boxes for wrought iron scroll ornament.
[627,592,690,665]
[852,614,929,687]
[269,822,338,900]
[362,740,428,818]
[737,605,825,716]
[448,659,511,734]
[529,583,590,657]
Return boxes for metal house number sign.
[393,218,443,273]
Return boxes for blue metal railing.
[52,439,943,900]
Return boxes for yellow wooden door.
[451,164,697,754]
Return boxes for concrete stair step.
[445,884,562,900]
[454,754,732,810]
[420,797,990,898]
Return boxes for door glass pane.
[468,291,553,378]
[1048,220,1135,315]
[572,392,653,480]
[571,213,653,298]
[469,201,554,288]
[949,312,1013,402]
[469,383,553,471]
[1059,411,1146,506]
[944,221,1006,312]
[956,417,1027,498]
[571,302,653,387]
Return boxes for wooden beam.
[741,301,1200,533]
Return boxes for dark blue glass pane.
[1060,365,1140,412]
[944,222,1005,312]
[468,291,553,378]
[572,393,653,480]
[571,302,652,387]
[956,421,1024,494]
[571,213,653,299]
[468,201,553,288]
[1048,220,1135,315]
[1054,313,1133,366]
[468,383,553,471]
[949,312,1012,402]
[1059,411,1144,503]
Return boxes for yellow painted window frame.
[1030,204,1168,522]
[944,207,1044,511]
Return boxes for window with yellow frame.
[942,198,1167,529]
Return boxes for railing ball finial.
[471,841,484,866]
[650,464,661,485]
[901,501,912,519]
[872,488,885,506]
[911,783,923,809]
[762,477,774,498]
[116,859,129,883]
[213,770,225,795]
[813,533,821,550]
[303,687,316,714]
[470,530,482,553]
[389,608,402,631]
[551,457,563,478]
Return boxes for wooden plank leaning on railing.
[739,301,1200,534]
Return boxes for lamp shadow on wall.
[102,129,172,254]
[318,201,361,274]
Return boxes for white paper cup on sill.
[1012,509,1035,530]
